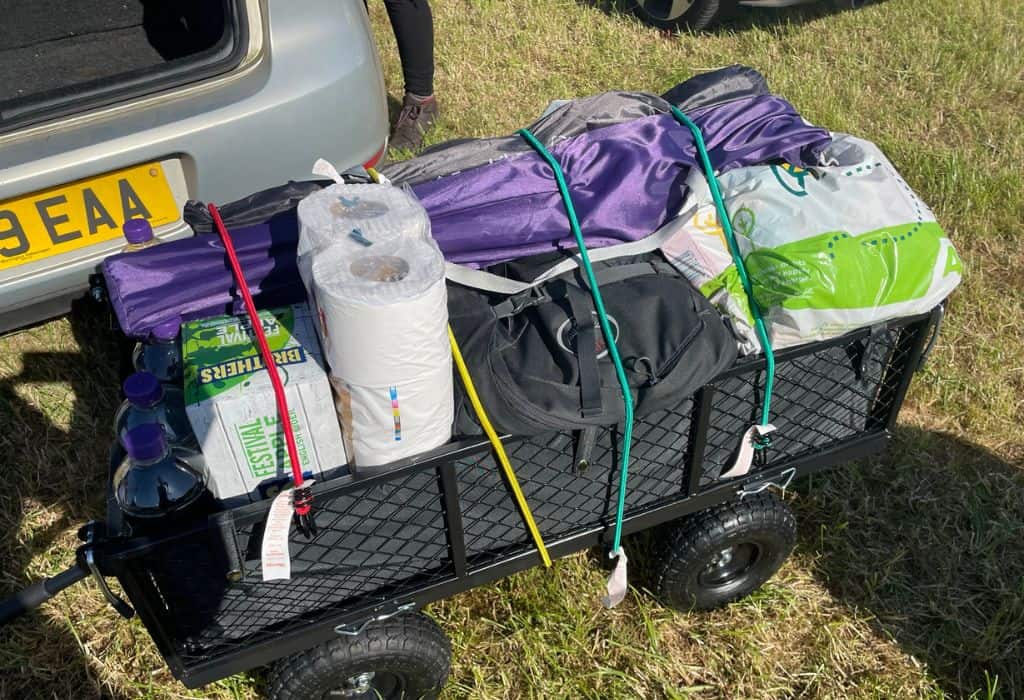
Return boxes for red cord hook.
[208,203,317,538]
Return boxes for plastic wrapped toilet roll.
[312,235,453,468]
[312,237,449,383]
[297,184,430,298]
[331,368,453,469]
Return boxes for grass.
[1,0,1022,697]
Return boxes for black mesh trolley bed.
[1,308,943,700]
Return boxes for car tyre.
[652,492,796,611]
[631,0,739,31]
[265,612,451,700]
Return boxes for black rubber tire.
[652,492,796,612]
[631,0,739,32]
[265,612,451,700]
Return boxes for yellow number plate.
[0,162,179,271]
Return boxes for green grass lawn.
[1,0,1022,698]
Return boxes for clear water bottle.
[133,321,183,384]
[121,218,159,253]
[114,371,198,450]
[114,424,209,521]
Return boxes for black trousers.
[372,0,435,96]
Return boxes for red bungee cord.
[208,203,317,537]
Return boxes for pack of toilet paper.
[298,185,453,470]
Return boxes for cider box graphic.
[182,305,347,505]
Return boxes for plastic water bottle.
[121,218,159,253]
[114,424,209,521]
[114,372,198,450]
[133,321,183,384]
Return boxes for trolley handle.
[0,521,135,627]
[0,564,89,625]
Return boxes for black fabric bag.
[448,253,738,436]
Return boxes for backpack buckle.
[493,287,551,319]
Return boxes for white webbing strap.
[443,215,688,294]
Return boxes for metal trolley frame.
[14,308,942,690]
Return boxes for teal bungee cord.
[517,128,635,564]
[669,106,776,434]
[517,109,776,604]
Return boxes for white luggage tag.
[719,424,777,480]
[602,547,629,609]
[261,481,314,581]
[312,158,345,184]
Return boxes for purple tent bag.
[414,94,830,267]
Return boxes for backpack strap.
[444,215,686,294]
[491,286,551,319]
[445,262,537,295]
[579,260,675,287]
[566,291,604,418]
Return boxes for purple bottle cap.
[152,320,179,342]
[123,424,167,461]
[123,371,163,408]
[123,218,154,244]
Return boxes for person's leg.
[383,0,438,151]
[383,0,434,97]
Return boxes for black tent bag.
[447,253,738,436]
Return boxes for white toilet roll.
[296,183,430,297]
[311,237,449,385]
[333,365,454,468]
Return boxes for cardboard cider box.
[182,305,347,505]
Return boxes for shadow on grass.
[0,298,128,699]
[793,426,1024,697]
[583,0,888,35]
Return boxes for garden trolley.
[1,307,942,699]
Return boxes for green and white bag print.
[662,134,962,352]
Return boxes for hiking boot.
[390,93,439,153]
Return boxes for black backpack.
[447,252,737,437]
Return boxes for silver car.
[0,0,389,332]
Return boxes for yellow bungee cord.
[448,326,552,567]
